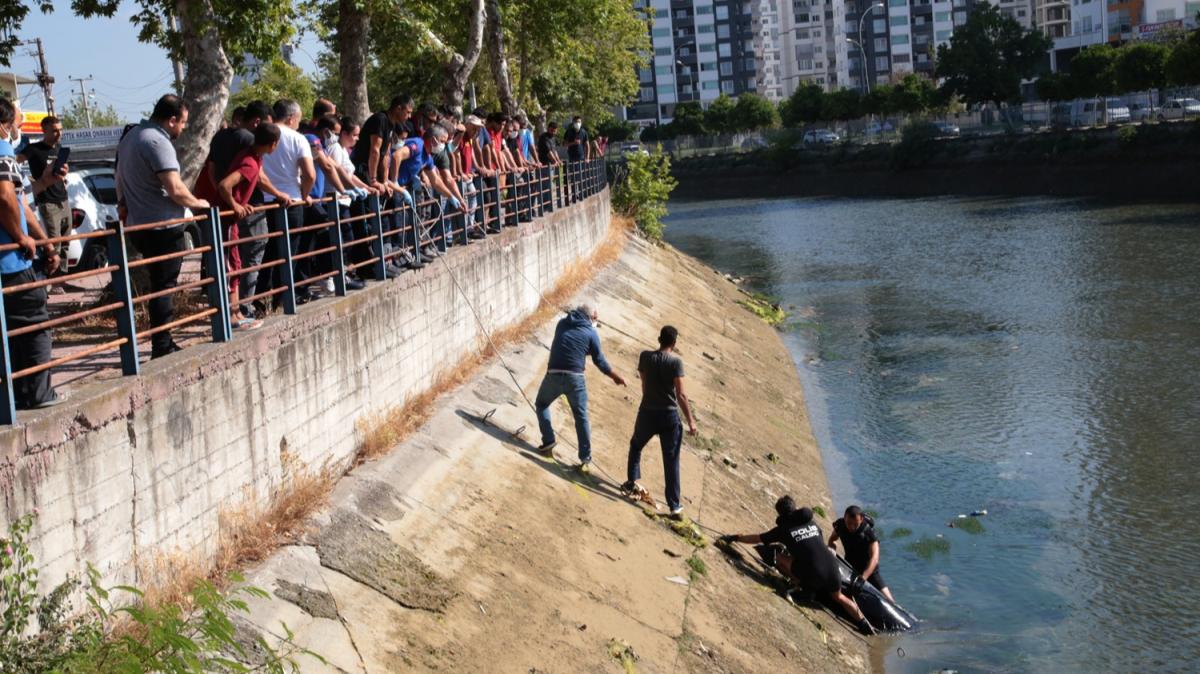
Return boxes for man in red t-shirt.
[196,122,289,329]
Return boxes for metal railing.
[0,158,608,425]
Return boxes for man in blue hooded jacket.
[535,303,626,472]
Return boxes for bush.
[1117,125,1138,146]
[0,514,319,672]
[612,146,678,240]
[891,120,942,169]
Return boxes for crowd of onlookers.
[0,92,604,412]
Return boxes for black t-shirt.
[23,141,67,204]
[432,146,452,172]
[762,515,839,591]
[537,132,557,164]
[208,128,254,179]
[833,517,879,573]
[564,126,588,160]
[638,350,684,410]
[351,112,393,174]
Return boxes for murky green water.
[664,196,1200,673]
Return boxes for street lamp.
[675,59,698,103]
[856,1,885,93]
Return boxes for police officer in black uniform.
[829,505,896,603]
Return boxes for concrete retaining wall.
[0,190,611,589]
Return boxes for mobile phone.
[51,146,70,175]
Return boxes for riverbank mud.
[235,230,869,673]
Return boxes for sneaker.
[668,508,686,522]
[620,481,647,497]
[325,278,336,294]
[420,245,440,259]
[233,317,263,331]
[578,462,591,475]
[32,390,68,409]
[467,227,486,240]
[345,275,365,291]
[536,440,557,456]
[385,263,407,278]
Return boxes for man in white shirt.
[256,99,315,306]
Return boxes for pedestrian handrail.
[0,158,608,425]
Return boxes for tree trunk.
[485,0,517,116]
[438,0,486,116]
[338,0,371,122]
[174,0,232,187]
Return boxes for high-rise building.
[624,0,762,126]
[769,0,852,97]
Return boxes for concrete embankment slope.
[239,234,869,673]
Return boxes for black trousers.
[128,226,186,356]
[2,266,53,408]
[259,204,305,298]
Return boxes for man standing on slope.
[534,303,626,473]
[622,325,697,521]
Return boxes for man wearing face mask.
[0,97,65,408]
[564,116,588,162]
[115,95,210,359]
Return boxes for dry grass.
[355,215,632,462]
[137,451,335,611]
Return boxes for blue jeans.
[627,408,683,511]
[534,372,591,462]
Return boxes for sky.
[12,7,324,123]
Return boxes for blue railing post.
[372,196,388,281]
[203,208,232,342]
[0,271,15,425]
[107,223,140,376]
[332,201,347,296]
[278,205,298,315]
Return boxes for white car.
[64,165,120,270]
[802,129,840,146]
[1158,98,1200,121]
[1127,102,1154,122]
[932,121,961,137]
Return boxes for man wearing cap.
[622,325,696,520]
[534,303,627,473]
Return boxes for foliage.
[594,115,638,142]
[58,101,125,129]
[953,517,985,534]
[862,84,894,117]
[780,83,824,127]
[1066,45,1117,98]
[935,4,1051,106]
[228,58,317,118]
[820,88,861,122]
[732,92,779,130]
[668,101,706,137]
[0,0,53,67]
[686,555,707,581]
[890,74,937,116]
[1035,71,1069,101]
[737,292,786,327]
[611,145,676,240]
[0,514,319,672]
[1165,30,1200,87]
[1114,42,1169,95]
[904,535,951,559]
[703,94,737,134]
[891,120,942,169]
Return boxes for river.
[662,196,1200,673]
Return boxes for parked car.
[1050,103,1073,128]
[863,120,895,138]
[932,121,961,137]
[802,129,840,146]
[65,164,119,270]
[1104,100,1131,124]
[1071,99,1130,126]
[1159,98,1200,121]
[1127,102,1154,122]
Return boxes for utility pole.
[26,38,55,115]
[69,75,94,128]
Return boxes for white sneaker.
[324,278,335,294]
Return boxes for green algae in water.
[737,292,787,326]
[811,505,826,518]
[891,527,913,539]
[905,536,951,559]
[954,517,985,534]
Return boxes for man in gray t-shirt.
[623,325,697,519]
[115,95,209,358]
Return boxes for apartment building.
[625,0,762,125]
[773,0,852,96]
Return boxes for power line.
[91,69,172,92]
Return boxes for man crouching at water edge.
[829,505,896,603]
[722,497,877,635]
[622,325,697,521]
[535,303,627,472]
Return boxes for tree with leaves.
[889,73,935,116]
[1066,45,1117,98]
[68,0,296,183]
[780,83,824,128]
[1165,29,1200,87]
[1034,72,1069,102]
[667,101,705,137]
[58,100,124,129]
[228,58,316,118]
[821,88,862,122]
[861,84,893,117]
[732,93,779,131]
[935,4,1050,111]
[703,94,736,134]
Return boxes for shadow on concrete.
[455,408,624,504]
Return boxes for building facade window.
[655,47,672,56]
[890,15,907,26]
[874,18,887,31]
[892,33,909,44]
[874,36,888,50]
[875,55,889,69]
[716,5,729,19]
[720,61,734,75]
